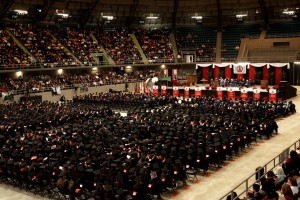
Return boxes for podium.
[187,75,197,86]
[260,80,268,88]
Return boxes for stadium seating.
[221,23,261,61]
[266,21,300,38]
[176,25,217,62]
[135,27,174,63]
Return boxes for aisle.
[169,86,300,200]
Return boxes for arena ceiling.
[0,0,299,28]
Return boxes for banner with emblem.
[269,88,277,103]
[163,69,168,77]
[184,87,190,99]
[173,86,179,97]
[194,86,201,98]
[253,89,260,100]
[152,85,159,96]
[217,87,223,99]
[241,88,248,100]
[172,69,178,83]
[227,87,235,100]
[233,63,248,74]
[161,84,167,95]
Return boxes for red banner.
[227,88,235,100]
[275,67,282,85]
[161,84,166,95]
[269,89,277,103]
[173,86,179,97]
[249,65,256,80]
[195,86,201,98]
[217,87,223,99]
[203,67,209,83]
[184,87,190,99]
[237,74,244,80]
[263,65,269,80]
[241,89,248,100]
[225,66,231,79]
[214,66,220,79]
[152,85,159,96]
[172,69,178,83]
[253,89,260,100]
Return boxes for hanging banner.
[161,84,167,95]
[233,64,247,74]
[241,88,248,100]
[217,87,223,99]
[173,86,179,97]
[152,85,159,96]
[163,69,169,77]
[172,69,178,83]
[253,89,260,100]
[227,87,235,100]
[184,87,190,99]
[195,86,201,98]
[269,89,277,103]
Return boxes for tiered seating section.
[56,29,99,65]
[176,26,216,62]
[135,27,174,63]
[14,25,77,66]
[221,24,261,61]
[95,28,143,65]
[266,21,300,38]
[0,29,34,68]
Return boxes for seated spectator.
[135,27,174,63]
[96,28,142,64]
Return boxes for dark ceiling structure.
[0,0,299,29]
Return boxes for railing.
[265,34,300,39]
[219,138,300,200]
[238,56,296,62]
[3,78,145,96]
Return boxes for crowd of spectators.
[0,92,295,199]
[135,27,174,63]
[0,70,158,95]
[244,148,300,200]
[13,24,77,66]
[96,28,142,65]
[0,29,34,69]
[175,32,216,62]
[56,29,99,65]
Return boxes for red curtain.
[214,66,220,79]
[249,65,256,80]
[275,67,282,85]
[225,66,231,79]
[237,74,244,80]
[263,65,269,80]
[203,67,209,83]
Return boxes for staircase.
[216,32,222,62]
[90,32,116,65]
[5,29,37,62]
[130,33,149,64]
[169,32,178,63]
[50,33,84,66]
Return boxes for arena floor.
[0,87,299,200]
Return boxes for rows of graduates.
[0,94,296,199]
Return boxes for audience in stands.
[0,29,34,69]
[14,24,77,66]
[0,70,158,95]
[135,27,174,63]
[56,29,99,65]
[96,28,142,64]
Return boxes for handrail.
[219,138,300,200]
[3,79,145,96]
[265,34,300,39]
